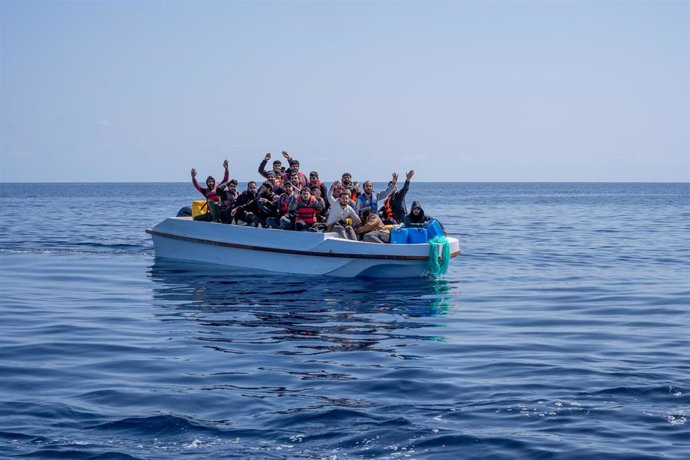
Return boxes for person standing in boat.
[290,187,323,231]
[257,152,286,180]
[380,170,414,224]
[354,174,396,217]
[325,182,361,240]
[267,181,297,230]
[191,159,229,222]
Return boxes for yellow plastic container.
[191,200,208,217]
[384,224,398,232]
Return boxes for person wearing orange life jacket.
[308,171,329,213]
[267,181,297,230]
[257,152,286,180]
[191,159,229,222]
[354,173,397,217]
[287,171,303,193]
[337,172,359,202]
[279,151,308,188]
[264,170,283,193]
[380,170,414,224]
[289,187,324,231]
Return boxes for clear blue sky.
[1,0,688,182]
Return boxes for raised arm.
[191,168,205,195]
[353,195,364,215]
[376,178,396,202]
[327,181,339,206]
[398,170,413,198]
[221,159,229,184]
[258,153,271,178]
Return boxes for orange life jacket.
[295,196,318,224]
[382,196,395,221]
[278,194,293,214]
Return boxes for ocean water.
[0,182,688,459]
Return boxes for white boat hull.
[147,217,460,278]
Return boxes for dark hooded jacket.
[403,201,431,227]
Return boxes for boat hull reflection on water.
[146,217,460,278]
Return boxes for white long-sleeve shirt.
[326,192,362,226]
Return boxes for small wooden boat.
[146,217,460,278]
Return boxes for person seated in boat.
[267,181,297,230]
[325,183,361,240]
[380,170,414,225]
[311,185,327,223]
[264,170,283,193]
[403,201,431,228]
[356,207,390,243]
[290,187,323,231]
[280,151,308,188]
[218,179,239,224]
[308,171,329,213]
[229,181,258,225]
[248,181,278,227]
[288,171,303,192]
[257,152,286,180]
[337,172,359,201]
[354,174,396,216]
[191,159,229,222]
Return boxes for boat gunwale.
[146,228,460,261]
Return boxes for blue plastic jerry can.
[426,219,444,240]
[390,227,409,244]
[407,227,428,244]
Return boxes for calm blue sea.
[0,182,688,459]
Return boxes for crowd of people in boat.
[190,151,435,243]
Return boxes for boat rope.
[427,235,451,277]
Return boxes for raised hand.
[406,170,415,181]
[191,168,197,178]
[281,151,290,159]
[223,159,229,169]
[392,172,399,183]
[264,152,271,161]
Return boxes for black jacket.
[403,201,430,227]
